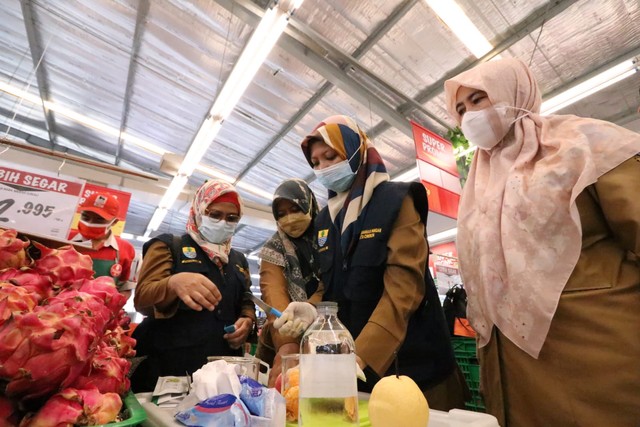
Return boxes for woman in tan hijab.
[444,58,640,426]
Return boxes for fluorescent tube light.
[541,59,638,114]
[425,0,493,58]
[146,207,168,233]
[209,8,287,120]
[175,2,301,188]
[159,175,189,209]
[121,232,150,242]
[178,117,223,176]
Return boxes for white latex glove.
[356,363,366,382]
[273,302,317,337]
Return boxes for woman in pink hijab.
[444,58,640,426]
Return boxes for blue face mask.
[314,150,359,193]
[199,217,237,243]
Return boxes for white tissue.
[192,360,242,401]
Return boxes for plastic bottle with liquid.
[298,302,358,426]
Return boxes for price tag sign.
[0,161,85,239]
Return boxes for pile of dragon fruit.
[0,228,136,426]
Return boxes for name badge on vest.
[317,229,329,247]
[182,246,197,259]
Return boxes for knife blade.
[245,292,282,318]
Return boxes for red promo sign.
[431,242,458,258]
[69,184,132,237]
[428,242,458,272]
[422,181,459,219]
[411,121,458,177]
[0,166,84,195]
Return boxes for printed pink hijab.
[186,179,243,265]
[444,58,640,358]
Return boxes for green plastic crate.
[101,392,147,427]
[451,337,477,360]
[465,399,486,412]
[450,338,486,413]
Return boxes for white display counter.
[135,392,500,427]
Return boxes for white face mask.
[314,147,360,193]
[461,105,513,150]
[199,217,237,244]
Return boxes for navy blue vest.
[131,234,247,391]
[314,182,455,391]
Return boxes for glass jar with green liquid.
[299,302,358,426]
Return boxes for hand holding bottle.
[273,302,317,336]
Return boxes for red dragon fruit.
[71,344,131,395]
[0,269,53,302]
[19,387,121,427]
[0,292,110,400]
[0,282,38,327]
[73,276,127,315]
[0,229,30,271]
[117,309,132,329]
[46,290,114,335]
[102,326,136,358]
[32,242,93,288]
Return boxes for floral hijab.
[301,115,389,256]
[186,179,243,265]
[444,58,640,357]
[260,178,319,302]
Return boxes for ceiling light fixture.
[424,0,493,58]
[178,118,224,176]
[145,208,168,236]
[144,0,304,235]
[427,227,458,245]
[541,58,638,115]
[159,175,189,209]
[120,232,151,242]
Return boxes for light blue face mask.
[314,149,359,193]
[199,217,237,243]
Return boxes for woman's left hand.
[224,317,253,350]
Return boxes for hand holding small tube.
[273,302,317,337]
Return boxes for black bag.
[442,284,468,336]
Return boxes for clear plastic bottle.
[298,302,358,426]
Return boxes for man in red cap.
[71,193,136,299]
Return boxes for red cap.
[213,192,240,211]
[80,193,120,221]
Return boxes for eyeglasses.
[204,210,241,224]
